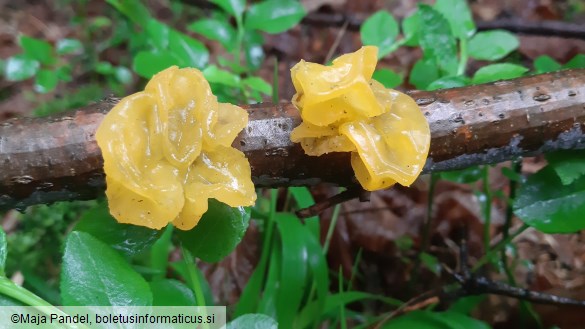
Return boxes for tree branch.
[1,70,584,211]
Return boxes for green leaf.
[106,0,151,26]
[228,314,278,329]
[434,0,476,39]
[409,58,440,90]
[534,55,562,73]
[133,51,180,79]
[95,61,114,75]
[449,295,486,315]
[0,227,6,276]
[150,279,195,306]
[564,54,585,69]
[468,30,519,61]
[373,68,403,88]
[210,0,246,20]
[245,0,306,34]
[244,30,265,70]
[383,310,490,329]
[419,252,441,275]
[170,260,214,305]
[514,166,585,233]
[360,11,399,58]
[546,150,585,186]
[114,66,133,84]
[145,20,209,69]
[242,76,272,95]
[417,4,458,75]
[426,76,468,90]
[203,65,241,87]
[56,64,72,82]
[274,214,309,326]
[402,11,420,46]
[20,36,55,65]
[74,202,160,257]
[61,231,153,306]
[472,63,528,84]
[188,18,236,51]
[440,166,483,183]
[176,199,250,262]
[150,225,174,281]
[4,55,40,81]
[56,38,83,55]
[34,69,58,93]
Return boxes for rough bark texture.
[1,70,584,210]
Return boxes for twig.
[296,186,370,218]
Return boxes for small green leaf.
[176,199,250,262]
[228,314,277,329]
[0,227,6,276]
[409,58,440,90]
[468,30,519,61]
[384,310,490,329]
[146,20,209,68]
[546,150,585,186]
[434,0,476,39]
[74,202,160,257]
[534,55,562,73]
[360,11,399,58]
[61,231,153,306]
[95,61,114,75]
[56,38,83,55]
[373,68,403,88]
[419,252,441,275]
[242,76,272,95]
[106,0,152,26]
[56,64,72,82]
[426,76,468,90]
[402,11,420,46]
[245,0,306,34]
[20,36,55,65]
[564,54,585,69]
[34,69,58,93]
[417,4,458,75]
[440,166,483,183]
[203,65,241,87]
[188,19,236,51]
[210,0,246,20]
[114,66,133,84]
[244,30,265,70]
[514,166,585,233]
[472,63,528,84]
[4,55,40,81]
[150,279,195,306]
[133,51,180,79]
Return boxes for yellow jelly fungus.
[290,46,431,191]
[96,66,256,230]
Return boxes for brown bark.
[1,70,584,211]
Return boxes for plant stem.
[457,38,468,75]
[482,165,492,253]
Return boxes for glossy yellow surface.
[96,66,256,230]
[290,46,430,191]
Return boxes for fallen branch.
[0,70,584,211]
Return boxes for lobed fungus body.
[290,46,431,191]
[96,66,256,230]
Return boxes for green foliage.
[546,150,585,185]
[228,314,278,329]
[373,68,403,88]
[177,199,251,263]
[360,10,399,58]
[468,30,519,60]
[472,63,528,84]
[61,231,153,306]
[383,310,490,329]
[514,166,585,233]
[245,0,306,34]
